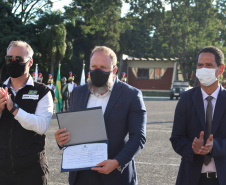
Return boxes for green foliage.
[126,0,225,83]
[36,11,67,80]
[1,0,225,85]
[6,0,53,24]
[119,15,152,57]
[78,0,122,51]
[0,1,37,81]
[62,0,123,84]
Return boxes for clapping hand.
[0,87,8,113]
[192,131,213,155]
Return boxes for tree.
[127,0,225,84]
[63,0,123,80]
[0,0,36,81]
[6,0,53,24]
[36,11,67,79]
[216,0,226,49]
[119,15,153,58]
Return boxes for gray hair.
[7,40,34,58]
[90,46,117,66]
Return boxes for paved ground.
[46,98,180,185]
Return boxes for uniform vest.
[61,83,69,99]
[0,82,53,174]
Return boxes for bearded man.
[54,46,147,185]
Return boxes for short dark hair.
[197,46,224,67]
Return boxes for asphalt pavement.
[46,98,180,185]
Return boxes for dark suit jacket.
[170,86,226,185]
[68,78,147,185]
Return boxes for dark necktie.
[204,96,213,166]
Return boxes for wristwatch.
[9,103,19,114]
[117,166,121,171]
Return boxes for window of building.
[132,68,166,79]
[137,68,149,79]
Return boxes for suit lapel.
[80,84,90,109]
[104,78,122,121]
[212,86,226,135]
[193,87,206,131]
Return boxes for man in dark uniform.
[86,72,90,83]
[47,74,55,91]
[37,73,43,83]
[68,72,77,107]
[121,72,127,83]
[0,40,54,185]
[61,77,69,112]
[32,71,36,81]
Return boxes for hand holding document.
[62,143,107,170]
[56,107,108,172]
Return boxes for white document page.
[62,143,108,170]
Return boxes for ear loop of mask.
[25,58,32,66]
[112,66,116,73]
[27,58,33,67]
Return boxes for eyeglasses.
[5,55,31,64]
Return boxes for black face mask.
[90,69,111,87]
[6,60,29,78]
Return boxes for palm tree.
[37,11,67,78]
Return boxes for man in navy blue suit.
[170,46,226,185]
[55,46,146,185]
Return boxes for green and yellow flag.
[55,64,63,112]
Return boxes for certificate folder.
[56,107,108,172]
[56,107,108,146]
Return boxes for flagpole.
[80,60,86,85]
[35,64,38,82]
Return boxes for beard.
[88,73,114,95]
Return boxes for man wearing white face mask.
[170,46,226,185]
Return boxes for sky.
[51,0,72,11]
[51,0,130,16]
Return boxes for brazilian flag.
[55,64,63,112]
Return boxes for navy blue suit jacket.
[68,78,146,185]
[170,86,226,185]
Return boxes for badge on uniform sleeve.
[22,90,39,100]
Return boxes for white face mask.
[196,68,218,87]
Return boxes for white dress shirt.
[86,79,115,114]
[68,83,77,93]
[201,86,220,173]
[47,84,55,92]
[3,76,53,135]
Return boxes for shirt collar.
[109,77,116,91]
[3,75,34,88]
[201,86,220,101]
